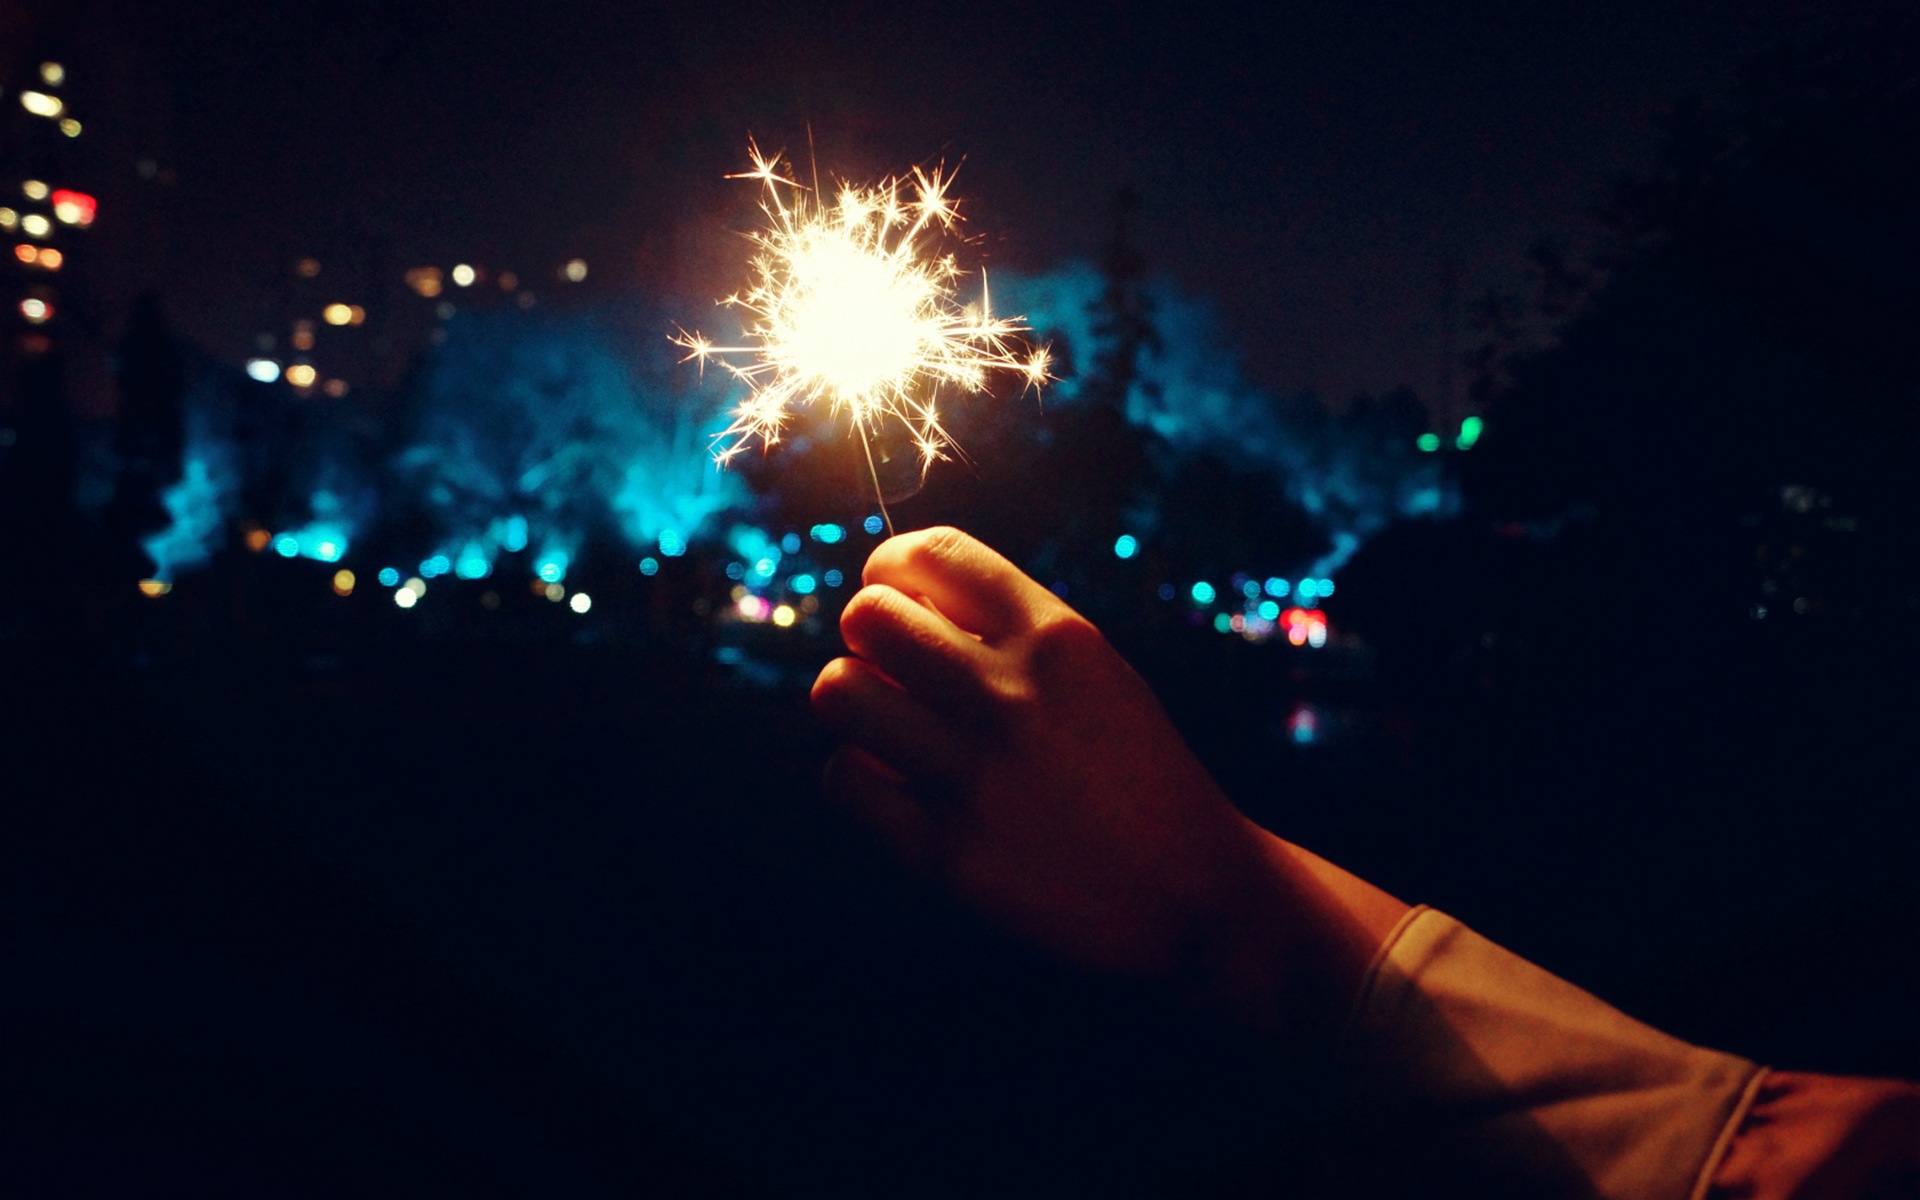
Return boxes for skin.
[811,526,1412,1049]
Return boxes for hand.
[811,526,1258,976]
[811,527,1410,1034]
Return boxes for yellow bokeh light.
[22,180,49,201]
[394,588,418,609]
[40,62,65,87]
[296,257,321,278]
[405,267,443,297]
[52,199,86,225]
[772,604,797,628]
[568,592,592,614]
[285,363,318,388]
[35,248,61,271]
[322,303,353,326]
[544,582,565,602]
[21,214,51,239]
[137,578,171,597]
[60,118,81,138]
[563,258,588,282]
[451,263,476,287]
[0,208,15,229]
[332,569,356,596]
[19,91,63,119]
[246,527,272,552]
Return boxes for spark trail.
[675,141,1048,532]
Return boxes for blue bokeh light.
[377,567,401,587]
[811,523,846,544]
[790,574,817,595]
[863,515,884,535]
[1113,534,1138,559]
[639,557,659,576]
[824,569,845,588]
[1265,577,1290,598]
[1191,581,1216,605]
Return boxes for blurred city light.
[296,258,321,278]
[1456,415,1485,450]
[810,523,845,544]
[22,180,49,201]
[40,62,66,87]
[284,364,317,388]
[452,263,476,287]
[323,379,349,398]
[21,214,51,239]
[1417,432,1441,452]
[1265,577,1290,597]
[405,267,444,297]
[864,515,884,535]
[0,208,15,229]
[569,592,592,614]
[332,569,356,596]
[59,119,81,138]
[13,245,35,264]
[50,190,96,226]
[377,567,400,587]
[394,588,418,609]
[563,259,588,282]
[19,91,64,119]
[322,303,353,326]
[34,247,62,270]
[1114,534,1138,559]
[544,582,565,602]
[245,358,282,383]
[639,557,659,576]
[772,604,797,627]
[1191,581,1216,604]
[790,573,816,594]
[824,569,844,587]
[137,579,171,598]
[19,298,51,324]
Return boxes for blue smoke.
[393,302,747,578]
[995,264,1458,577]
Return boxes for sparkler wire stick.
[674,140,1049,534]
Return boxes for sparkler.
[674,140,1049,534]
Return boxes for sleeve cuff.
[1338,906,1763,1200]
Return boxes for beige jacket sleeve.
[1338,906,1765,1199]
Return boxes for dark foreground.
[6,586,1916,1197]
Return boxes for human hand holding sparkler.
[811,526,1411,1044]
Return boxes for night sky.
[36,0,1910,402]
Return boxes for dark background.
[4,2,1917,1195]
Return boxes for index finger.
[862,526,1060,642]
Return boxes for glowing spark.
[674,140,1049,489]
